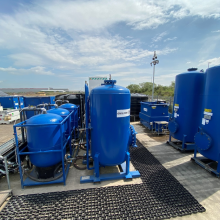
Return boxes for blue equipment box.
[23,96,55,119]
[0,97,20,109]
[139,101,169,131]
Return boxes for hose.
[80,144,86,151]
[27,159,33,170]
[73,155,87,170]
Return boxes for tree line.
[127,82,175,97]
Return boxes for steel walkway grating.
[0,140,205,219]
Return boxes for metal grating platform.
[0,140,205,219]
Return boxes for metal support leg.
[182,135,186,150]
[217,154,220,174]
[4,157,10,189]
[94,153,100,182]
[194,145,197,158]
[125,152,132,179]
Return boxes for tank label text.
[143,108,148,112]
[117,109,130,117]
[204,111,213,116]
[174,104,179,109]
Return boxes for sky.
[0,0,220,91]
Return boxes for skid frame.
[192,146,220,177]
[80,152,140,183]
[14,110,75,189]
[167,134,195,152]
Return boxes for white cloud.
[152,32,168,42]
[97,63,136,71]
[0,66,54,75]
[164,37,177,42]
[212,30,220,33]
[186,61,191,64]
[0,0,220,89]
[0,0,216,70]
[8,0,220,31]
[198,57,220,67]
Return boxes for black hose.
[27,159,33,170]
[73,156,86,170]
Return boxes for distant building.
[0,88,69,93]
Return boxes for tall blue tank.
[168,68,205,144]
[90,80,131,166]
[60,103,78,129]
[26,113,65,167]
[194,66,220,161]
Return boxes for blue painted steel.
[18,96,24,108]
[194,66,220,173]
[23,96,55,118]
[13,111,73,188]
[168,69,205,145]
[26,113,65,167]
[90,80,130,166]
[0,97,19,109]
[47,108,70,119]
[81,80,140,183]
[139,101,169,131]
[60,103,78,129]
[47,108,71,136]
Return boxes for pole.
[152,64,155,101]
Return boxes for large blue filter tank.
[194,66,220,173]
[47,108,70,136]
[90,80,132,166]
[26,113,65,168]
[47,108,70,119]
[168,68,205,150]
[81,79,140,183]
[60,103,78,129]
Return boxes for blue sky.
[0,0,220,91]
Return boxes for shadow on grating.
[0,140,205,220]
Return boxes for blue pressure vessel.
[194,66,220,161]
[90,80,131,166]
[47,108,70,135]
[168,68,205,143]
[47,108,69,119]
[60,103,78,129]
[26,113,65,167]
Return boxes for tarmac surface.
[0,122,220,219]
[0,123,20,145]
